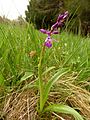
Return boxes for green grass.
[0,22,90,119]
[0,22,90,88]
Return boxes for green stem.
[38,45,45,112]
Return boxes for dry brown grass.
[1,89,38,120]
[55,74,90,120]
[0,75,90,120]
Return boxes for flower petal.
[52,31,59,34]
[44,41,52,48]
[63,11,69,19]
[40,29,48,34]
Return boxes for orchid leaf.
[44,104,84,120]
[35,66,56,85]
[42,68,69,109]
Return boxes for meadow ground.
[0,23,90,120]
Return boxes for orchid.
[40,11,69,48]
[37,11,84,120]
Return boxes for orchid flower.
[40,29,59,48]
[40,29,59,36]
[44,36,52,48]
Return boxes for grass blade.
[42,66,55,75]
[0,72,4,86]
[20,72,34,83]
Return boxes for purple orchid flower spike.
[40,11,69,48]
